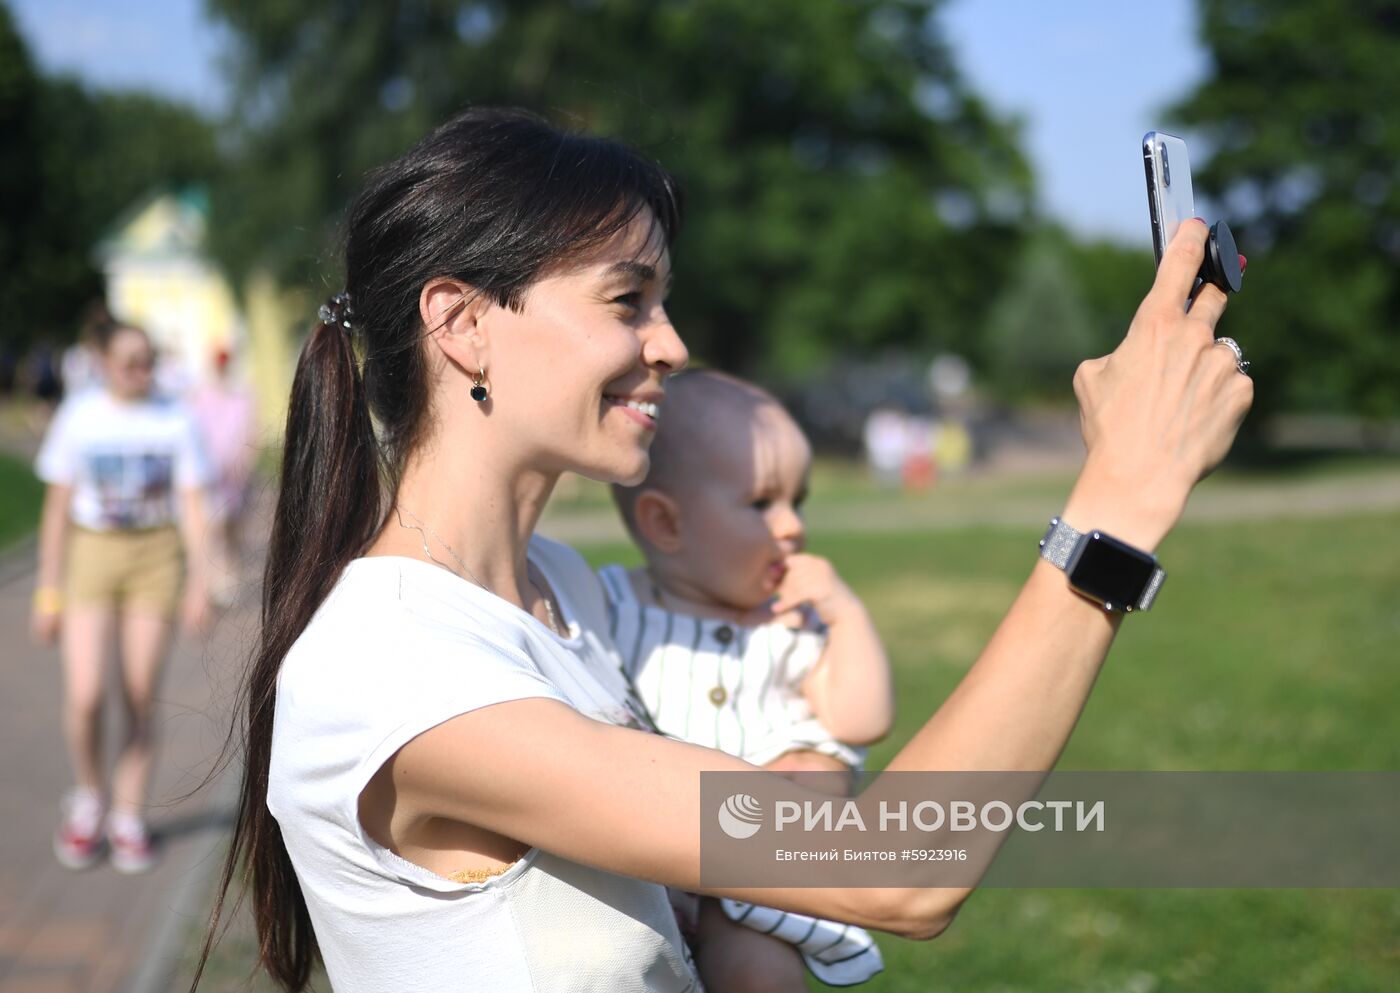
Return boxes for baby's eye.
[751,498,772,511]
[794,493,808,511]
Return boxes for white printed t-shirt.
[267,536,700,993]
[34,389,210,531]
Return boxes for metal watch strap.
[1038,516,1084,570]
[1038,516,1167,611]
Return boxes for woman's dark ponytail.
[191,310,382,991]
[193,106,682,991]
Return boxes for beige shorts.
[65,525,184,617]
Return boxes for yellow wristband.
[33,587,64,614]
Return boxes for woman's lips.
[604,396,658,430]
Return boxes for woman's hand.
[30,603,61,646]
[1065,219,1253,550]
[178,488,214,636]
[180,582,214,635]
[33,486,72,648]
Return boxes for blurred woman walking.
[30,318,213,873]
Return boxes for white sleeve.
[346,638,572,887]
[173,407,213,490]
[273,619,578,892]
[34,399,78,486]
[355,641,570,782]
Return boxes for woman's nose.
[643,309,688,374]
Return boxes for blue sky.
[8,0,1208,245]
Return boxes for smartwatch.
[1038,517,1166,613]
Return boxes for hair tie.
[318,292,354,331]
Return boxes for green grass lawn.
[0,450,43,553]
[177,492,1400,992]
[850,511,1400,992]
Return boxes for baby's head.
[612,369,811,611]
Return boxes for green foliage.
[1060,234,1155,358]
[205,0,1033,373]
[978,226,1153,401]
[0,1,50,344]
[0,448,43,550]
[0,2,220,348]
[983,229,1096,399]
[1171,0,1400,421]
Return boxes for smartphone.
[1143,131,1195,264]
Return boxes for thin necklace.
[395,506,563,635]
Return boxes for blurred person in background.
[26,339,63,432]
[862,405,908,487]
[191,345,257,606]
[30,318,214,874]
[61,300,113,399]
[154,339,195,399]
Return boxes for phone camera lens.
[1159,144,1171,186]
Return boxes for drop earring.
[471,369,489,402]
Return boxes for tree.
[205,0,1033,376]
[0,1,220,349]
[0,0,49,345]
[983,229,1097,401]
[1061,235,1157,361]
[1171,0,1400,422]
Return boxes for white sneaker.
[53,787,106,870]
[107,809,158,874]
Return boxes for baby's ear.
[633,489,683,555]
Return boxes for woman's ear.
[420,278,490,376]
[633,489,684,555]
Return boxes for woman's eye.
[613,292,642,310]
[751,498,772,511]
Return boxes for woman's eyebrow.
[603,260,674,288]
[604,260,656,282]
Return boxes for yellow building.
[95,186,299,436]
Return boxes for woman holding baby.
[195,108,1251,992]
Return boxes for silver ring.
[1214,336,1250,375]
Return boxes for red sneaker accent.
[108,816,157,874]
[53,792,105,870]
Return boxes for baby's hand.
[769,553,862,626]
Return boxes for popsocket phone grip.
[1202,220,1243,294]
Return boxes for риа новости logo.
[718,793,763,839]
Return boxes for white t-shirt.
[267,536,701,993]
[34,390,210,531]
[597,565,864,770]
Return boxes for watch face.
[1067,532,1157,610]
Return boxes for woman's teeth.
[612,398,659,419]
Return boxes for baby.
[603,369,895,990]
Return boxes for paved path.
[0,516,262,993]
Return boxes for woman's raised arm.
[386,218,1252,940]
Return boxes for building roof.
[93,186,210,266]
